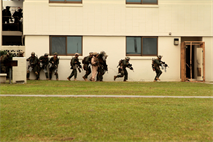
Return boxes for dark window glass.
[126,0,141,3]
[142,37,157,55]
[50,36,82,55]
[51,37,66,55]
[49,0,82,3]
[126,37,141,55]
[142,0,157,3]
[50,0,65,2]
[66,0,81,2]
[126,0,157,4]
[67,37,82,55]
[126,37,157,56]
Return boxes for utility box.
[12,57,26,83]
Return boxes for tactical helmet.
[93,52,98,56]
[75,53,79,56]
[31,52,35,55]
[89,52,93,55]
[54,52,58,56]
[44,53,48,56]
[125,56,130,60]
[100,51,106,55]
[157,55,163,59]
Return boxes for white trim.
[126,5,158,8]
[129,56,156,60]
[49,3,83,7]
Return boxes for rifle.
[160,61,169,72]
[127,63,134,72]
[71,58,82,73]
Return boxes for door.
[180,41,205,82]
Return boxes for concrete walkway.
[0,95,212,98]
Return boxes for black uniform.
[49,57,59,80]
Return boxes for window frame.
[126,36,158,56]
[49,35,83,56]
[126,0,158,5]
[49,0,82,4]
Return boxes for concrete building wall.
[25,35,185,81]
[22,0,213,81]
[23,0,212,36]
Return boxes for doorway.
[181,41,205,82]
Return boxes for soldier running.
[82,52,93,81]
[114,56,133,82]
[97,51,108,81]
[152,55,164,82]
[67,53,82,81]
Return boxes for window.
[50,36,82,56]
[49,0,82,3]
[126,37,158,56]
[126,0,158,4]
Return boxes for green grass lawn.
[0,97,212,141]
[0,80,212,96]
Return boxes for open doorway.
[181,41,205,82]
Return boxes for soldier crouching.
[38,53,49,80]
[26,52,39,80]
[49,52,59,80]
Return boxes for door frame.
[181,41,205,82]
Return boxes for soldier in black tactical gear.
[97,51,108,81]
[38,53,49,80]
[0,52,10,74]
[152,55,163,82]
[67,53,82,81]
[49,52,59,80]
[114,56,133,82]
[26,52,39,80]
[82,52,93,81]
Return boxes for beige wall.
[23,0,213,81]
[23,0,213,37]
[25,35,184,81]
[203,37,213,81]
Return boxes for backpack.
[118,59,124,67]
[82,56,87,64]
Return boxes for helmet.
[31,52,35,55]
[93,52,98,56]
[125,56,130,60]
[54,52,58,56]
[44,53,48,56]
[89,52,93,55]
[100,51,106,55]
[75,53,79,56]
[157,55,163,59]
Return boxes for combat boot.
[27,73,30,80]
[45,73,48,79]
[67,77,70,81]
[114,76,117,81]
[156,78,160,81]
